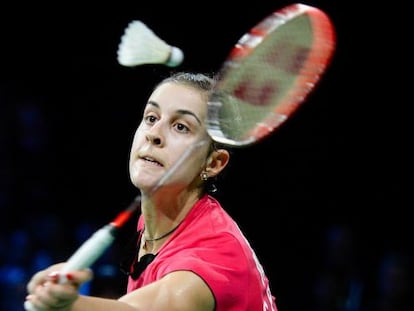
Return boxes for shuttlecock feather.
[117,20,184,67]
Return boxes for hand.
[25,263,93,311]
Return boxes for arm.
[26,265,215,311]
[119,270,215,311]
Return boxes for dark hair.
[157,71,217,93]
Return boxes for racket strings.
[210,6,335,146]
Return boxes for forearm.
[71,295,140,311]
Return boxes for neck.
[139,188,203,250]
[144,222,180,241]
[142,221,181,250]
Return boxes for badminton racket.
[207,3,336,147]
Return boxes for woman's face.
[129,82,211,193]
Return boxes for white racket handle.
[59,224,116,276]
[23,301,38,311]
[24,224,116,311]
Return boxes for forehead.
[148,82,207,117]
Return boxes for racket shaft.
[59,224,116,277]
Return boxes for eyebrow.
[147,101,202,125]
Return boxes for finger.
[27,263,66,294]
[59,268,94,285]
[27,270,54,294]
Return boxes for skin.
[26,80,230,311]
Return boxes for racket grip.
[59,224,116,277]
[23,301,38,311]
[24,224,116,311]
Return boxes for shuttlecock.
[117,20,184,67]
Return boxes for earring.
[200,171,208,181]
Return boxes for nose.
[145,132,162,146]
[144,118,165,146]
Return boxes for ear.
[205,149,230,177]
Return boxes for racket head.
[207,3,336,147]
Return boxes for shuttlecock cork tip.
[167,46,184,67]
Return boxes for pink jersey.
[127,194,278,311]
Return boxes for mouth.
[139,155,163,167]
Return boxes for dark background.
[0,1,411,310]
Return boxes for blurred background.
[0,1,412,310]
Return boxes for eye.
[144,115,157,125]
[174,123,190,133]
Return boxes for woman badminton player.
[25,3,335,310]
[24,71,278,311]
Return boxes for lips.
[139,155,163,167]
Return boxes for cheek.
[130,128,145,151]
[129,132,144,168]
[169,142,208,181]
